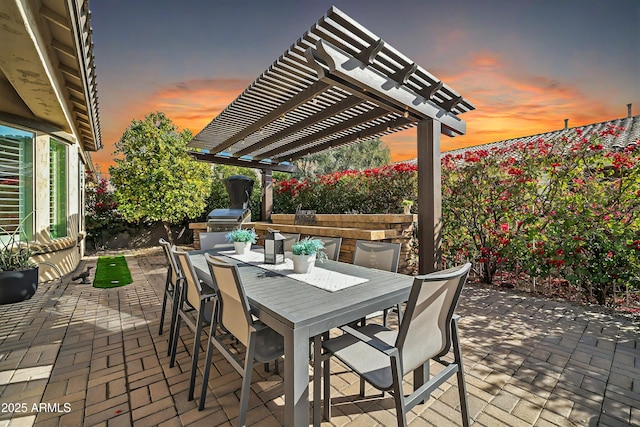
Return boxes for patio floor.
[0,247,638,427]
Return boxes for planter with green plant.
[401,199,414,214]
[225,228,258,255]
[0,219,38,304]
[291,237,326,274]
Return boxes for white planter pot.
[234,241,251,255]
[292,253,316,274]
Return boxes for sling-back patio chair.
[199,231,233,250]
[158,238,183,356]
[281,233,300,252]
[313,262,472,427]
[170,249,217,401]
[352,240,402,327]
[199,254,284,425]
[310,236,342,261]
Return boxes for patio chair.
[281,233,300,252]
[158,238,182,356]
[170,249,217,401]
[199,254,284,425]
[199,231,233,250]
[352,240,402,327]
[311,236,342,261]
[313,263,472,427]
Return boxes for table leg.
[284,327,310,427]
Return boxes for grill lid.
[207,208,252,223]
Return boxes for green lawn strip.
[93,255,133,288]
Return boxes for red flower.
[507,167,523,176]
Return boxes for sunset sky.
[89,0,639,176]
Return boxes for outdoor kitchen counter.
[190,213,418,273]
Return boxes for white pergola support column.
[417,119,442,274]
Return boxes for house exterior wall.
[0,0,100,283]
[1,124,86,281]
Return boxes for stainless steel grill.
[206,175,254,232]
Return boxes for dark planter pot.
[0,267,39,305]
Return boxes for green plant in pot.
[401,199,414,214]
[225,228,257,255]
[0,218,39,304]
[291,238,326,274]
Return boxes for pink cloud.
[94,78,249,175]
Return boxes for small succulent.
[0,216,36,272]
[225,228,258,243]
[292,238,327,260]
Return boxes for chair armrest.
[340,325,398,357]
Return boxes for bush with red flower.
[274,163,418,214]
[273,126,639,306]
[85,171,126,249]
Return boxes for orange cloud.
[418,51,623,156]
[92,78,248,176]
[92,51,626,175]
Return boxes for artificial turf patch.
[93,255,133,288]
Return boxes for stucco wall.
[31,135,84,282]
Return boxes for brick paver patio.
[0,247,638,426]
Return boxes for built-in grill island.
[207,175,254,232]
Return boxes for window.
[0,124,33,242]
[50,139,67,239]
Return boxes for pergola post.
[417,119,442,274]
[261,169,273,221]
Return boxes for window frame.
[0,122,34,243]
[49,138,68,239]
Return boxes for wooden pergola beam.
[259,107,390,159]
[284,117,413,161]
[209,81,331,153]
[306,39,466,136]
[189,151,297,173]
[235,97,362,157]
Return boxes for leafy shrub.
[274,125,640,306]
[274,163,417,214]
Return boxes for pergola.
[188,6,474,274]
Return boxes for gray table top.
[188,249,414,336]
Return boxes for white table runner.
[220,250,368,292]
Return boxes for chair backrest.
[281,233,300,252]
[352,240,401,273]
[173,250,205,312]
[396,263,471,375]
[205,254,252,346]
[311,236,342,261]
[199,232,231,250]
[159,238,179,284]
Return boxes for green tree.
[109,112,212,244]
[294,138,391,178]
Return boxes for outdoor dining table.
[188,248,416,426]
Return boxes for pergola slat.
[188,6,474,293]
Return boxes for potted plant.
[0,219,38,305]
[291,238,326,274]
[225,228,257,255]
[402,199,414,214]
